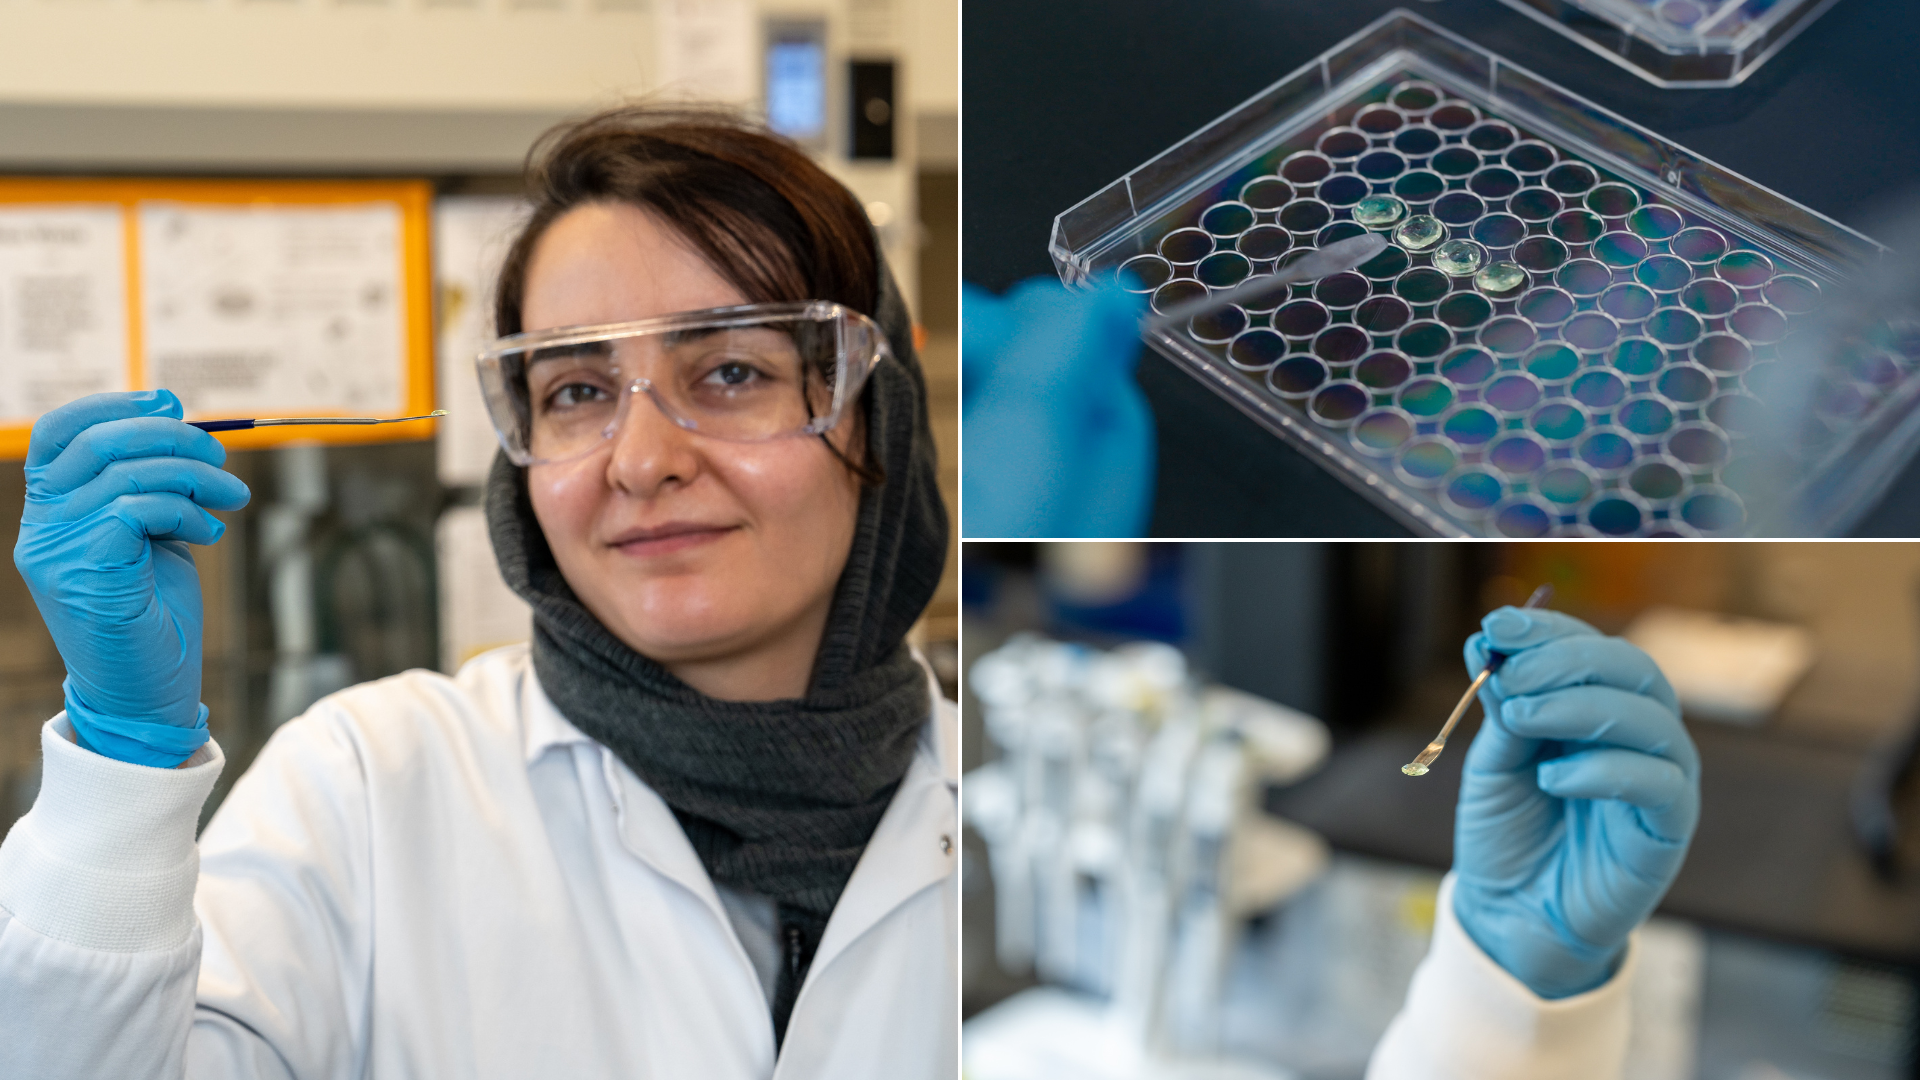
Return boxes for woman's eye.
[703,361,763,389]
[544,381,612,409]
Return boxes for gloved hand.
[13,390,252,767]
[1451,606,1699,999]
[962,277,1151,537]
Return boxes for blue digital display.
[767,39,826,142]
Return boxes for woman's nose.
[603,385,704,497]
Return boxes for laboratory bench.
[962,0,1920,537]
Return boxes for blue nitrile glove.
[962,277,1152,537]
[1451,607,1699,999]
[13,390,252,767]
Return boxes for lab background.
[963,541,1920,1080]
[0,0,959,835]
[962,0,1920,537]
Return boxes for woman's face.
[520,201,864,701]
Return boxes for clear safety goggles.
[476,301,891,467]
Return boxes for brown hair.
[494,103,886,481]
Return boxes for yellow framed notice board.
[0,178,434,458]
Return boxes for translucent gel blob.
[1354,194,1409,228]
[1476,261,1528,296]
[1394,214,1446,252]
[1434,240,1487,277]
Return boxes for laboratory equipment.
[965,634,1330,1077]
[1050,10,1900,537]
[1493,0,1845,88]
[1403,582,1552,776]
[189,410,445,432]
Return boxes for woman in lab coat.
[2,105,952,1079]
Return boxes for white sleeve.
[1366,874,1635,1080]
[0,715,225,1080]
[0,708,376,1080]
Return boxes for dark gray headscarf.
[485,256,946,1042]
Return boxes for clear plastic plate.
[1049,8,1898,537]
[1494,0,1846,88]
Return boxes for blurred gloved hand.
[962,277,1151,537]
[13,390,252,767]
[1451,606,1699,999]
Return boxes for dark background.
[962,0,1920,536]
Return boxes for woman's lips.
[606,522,737,558]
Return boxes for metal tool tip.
[429,409,447,417]
[1401,762,1429,777]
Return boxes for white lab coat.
[0,644,957,1080]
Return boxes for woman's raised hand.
[13,390,251,767]
[1449,606,1700,999]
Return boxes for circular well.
[1516,286,1576,326]
[1227,328,1289,371]
[1436,291,1495,330]
[1656,362,1718,404]
[1646,307,1706,347]
[1352,408,1416,454]
[1545,162,1598,196]
[1118,254,1173,292]
[1730,303,1790,345]
[1196,251,1254,289]
[1562,311,1621,351]
[1268,354,1329,397]
[1599,282,1658,321]
[1514,235,1569,273]
[1509,187,1564,224]
[1471,213,1528,250]
[1480,315,1538,356]
[1555,258,1614,298]
[1355,350,1414,389]
[1160,227,1215,265]
[1201,201,1256,238]
[1505,141,1557,175]
[1438,345,1497,387]
[1355,295,1414,335]
[1586,183,1641,218]
[1307,379,1371,426]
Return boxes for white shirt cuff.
[1366,873,1635,1080]
[0,714,225,952]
